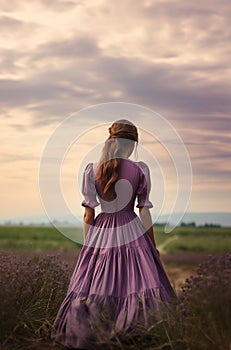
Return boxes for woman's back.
[83,158,153,215]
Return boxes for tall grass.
[0,250,230,350]
[0,251,72,349]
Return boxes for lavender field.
[0,225,231,349]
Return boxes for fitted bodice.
[81,158,153,213]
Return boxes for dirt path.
[158,234,179,253]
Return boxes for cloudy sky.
[0,0,230,222]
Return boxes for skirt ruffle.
[51,286,175,349]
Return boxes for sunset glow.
[0,0,230,222]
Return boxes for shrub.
[178,253,231,350]
[0,250,72,349]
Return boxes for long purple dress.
[51,159,177,349]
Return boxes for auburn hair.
[95,119,138,199]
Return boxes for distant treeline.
[2,221,221,228]
[180,221,221,227]
[155,222,221,228]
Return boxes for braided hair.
[96,119,138,199]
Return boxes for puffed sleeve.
[136,161,153,208]
[81,163,100,209]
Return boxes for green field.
[0,225,230,253]
[0,225,82,251]
[156,226,231,253]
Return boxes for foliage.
[177,253,231,349]
[0,250,230,349]
[0,250,72,349]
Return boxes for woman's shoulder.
[84,162,100,177]
[135,160,149,168]
[120,158,146,166]
[83,163,99,178]
[120,159,150,179]
[84,160,150,176]
[83,162,93,173]
[130,160,150,172]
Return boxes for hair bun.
[108,120,138,142]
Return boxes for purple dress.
[51,159,177,349]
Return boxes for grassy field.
[0,224,230,294]
[0,225,230,253]
[156,226,231,253]
[0,225,231,349]
[0,225,82,251]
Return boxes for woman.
[51,120,177,349]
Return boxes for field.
[0,225,231,349]
[1,225,231,253]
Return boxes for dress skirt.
[51,210,177,349]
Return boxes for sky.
[0,0,231,223]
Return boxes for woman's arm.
[83,207,95,240]
[139,207,159,255]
